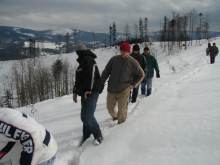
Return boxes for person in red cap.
[100,42,145,124]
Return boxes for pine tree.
[3,89,13,108]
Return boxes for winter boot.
[78,136,90,147]
[93,136,103,145]
[146,88,152,96]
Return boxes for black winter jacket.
[130,52,146,70]
[73,50,102,96]
[210,46,219,57]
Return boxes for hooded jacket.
[73,50,102,96]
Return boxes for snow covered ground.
[24,41,59,49]
[1,38,220,165]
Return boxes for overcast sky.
[0,0,219,33]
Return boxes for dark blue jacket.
[142,53,160,78]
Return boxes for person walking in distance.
[141,46,160,96]
[206,43,212,56]
[73,43,103,146]
[209,43,219,64]
[101,42,145,124]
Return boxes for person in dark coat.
[73,43,103,146]
[206,43,212,56]
[130,44,146,103]
[209,43,219,64]
[141,46,160,96]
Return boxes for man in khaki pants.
[101,42,145,124]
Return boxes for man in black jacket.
[73,43,103,146]
[130,44,146,103]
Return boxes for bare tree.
[62,60,70,95]
[2,90,13,108]
[52,59,63,97]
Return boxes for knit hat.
[144,46,150,51]
[120,42,131,53]
[133,44,140,51]
[76,43,88,51]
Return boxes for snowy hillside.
[0,47,118,97]
[1,38,220,165]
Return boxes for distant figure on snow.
[209,43,219,64]
[206,43,212,56]
[101,42,144,124]
[0,108,57,165]
[73,43,103,146]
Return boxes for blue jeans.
[81,92,102,140]
[38,156,56,165]
[141,78,153,96]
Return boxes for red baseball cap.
[120,42,131,53]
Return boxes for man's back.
[210,46,219,56]
[101,55,144,93]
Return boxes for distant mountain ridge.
[0,26,110,60]
[0,26,109,44]
[1,25,220,45]
[0,26,220,61]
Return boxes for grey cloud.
[0,0,219,32]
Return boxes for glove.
[84,91,92,99]
[156,72,160,78]
[73,93,77,103]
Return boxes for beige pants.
[107,87,131,124]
